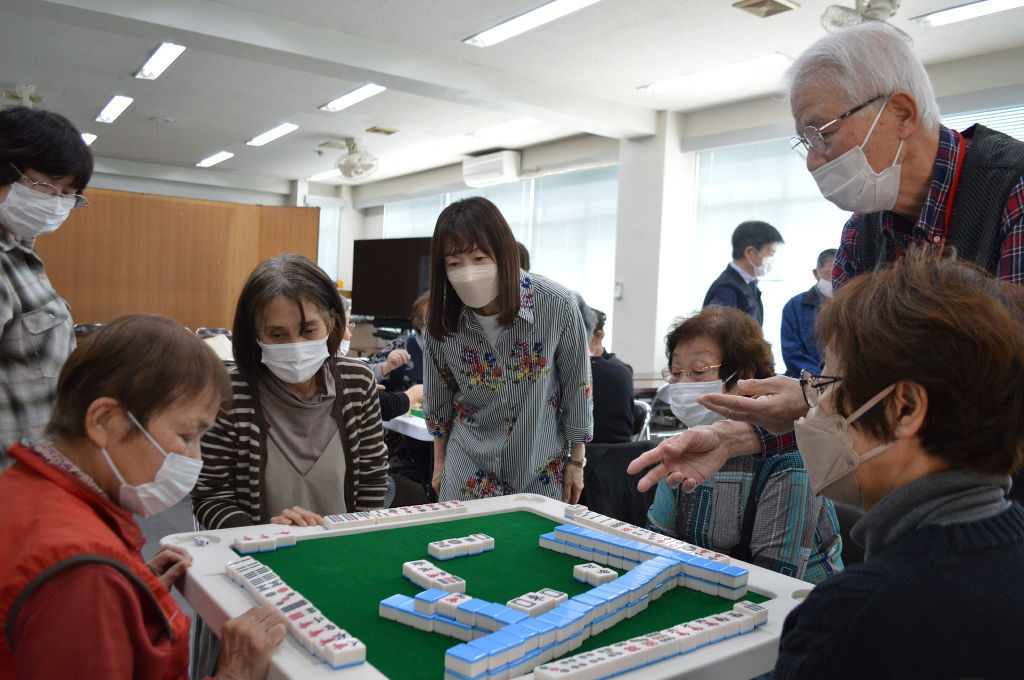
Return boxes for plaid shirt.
[833,125,1024,286]
[0,231,74,467]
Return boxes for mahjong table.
[162,494,811,680]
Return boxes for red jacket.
[0,444,191,680]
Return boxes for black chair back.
[579,439,658,528]
[630,400,651,441]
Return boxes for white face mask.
[665,379,729,428]
[747,253,773,278]
[811,99,904,214]
[794,383,896,507]
[258,338,329,384]
[336,339,351,357]
[100,411,203,518]
[816,277,834,299]
[448,264,499,309]
[0,180,72,240]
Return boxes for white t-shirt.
[473,311,504,348]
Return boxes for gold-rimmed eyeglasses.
[661,364,722,383]
[11,164,88,209]
[790,94,888,158]
[799,369,843,408]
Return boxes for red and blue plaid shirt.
[833,125,1024,286]
[762,125,1024,458]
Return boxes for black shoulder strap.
[4,553,173,651]
[947,124,1024,274]
[733,456,766,564]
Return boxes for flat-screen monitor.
[351,237,431,319]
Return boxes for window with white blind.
[942,105,1024,141]
[381,165,619,343]
[693,138,851,374]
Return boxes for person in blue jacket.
[780,248,837,377]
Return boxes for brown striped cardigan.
[192,358,389,529]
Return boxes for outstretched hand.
[627,427,729,493]
[698,376,807,434]
[626,420,763,493]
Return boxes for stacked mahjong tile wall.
[254,510,767,679]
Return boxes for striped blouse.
[423,271,593,502]
[647,452,843,584]
[193,357,389,529]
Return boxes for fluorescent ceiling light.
[246,122,299,146]
[639,53,792,95]
[464,0,602,47]
[308,168,342,182]
[95,95,134,123]
[912,0,1024,27]
[471,117,542,139]
[196,151,234,168]
[135,42,186,80]
[320,83,386,113]
[80,133,97,146]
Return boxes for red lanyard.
[935,129,967,248]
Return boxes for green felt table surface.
[255,510,767,680]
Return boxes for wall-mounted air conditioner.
[461,150,521,188]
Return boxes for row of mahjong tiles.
[248,508,768,678]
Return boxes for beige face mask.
[794,383,896,507]
[447,264,499,309]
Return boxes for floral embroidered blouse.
[423,271,593,501]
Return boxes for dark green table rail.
[255,510,767,680]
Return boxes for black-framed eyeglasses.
[800,369,842,408]
[790,94,888,158]
[660,364,722,383]
[11,164,89,209]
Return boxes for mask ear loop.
[860,97,889,149]
[125,410,170,458]
[844,383,897,426]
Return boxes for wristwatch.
[566,457,586,468]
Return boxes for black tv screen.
[351,237,432,319]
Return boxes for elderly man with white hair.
[790,22,1024,284]
[628,23,1024,524]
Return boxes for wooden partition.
[34,188,319,331]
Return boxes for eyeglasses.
[11,164,88,209]
[661,364,722,382]
[346,321,356,330]
[800,369,843,408]
[790,94,888,158]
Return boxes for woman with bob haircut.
[648,306,842,583]
[424,197,592,503]
[193,254,388,531]
[1,107,94,468]
[0,314,287,680]
[773,249,1024,678]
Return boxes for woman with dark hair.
[647,306,843,583]
[424,197,592,503]
[0,107,93,468]
[0,314,286,679]
[772,251,1024,678]
[193,254,388,530]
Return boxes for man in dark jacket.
[702,221,784,326]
